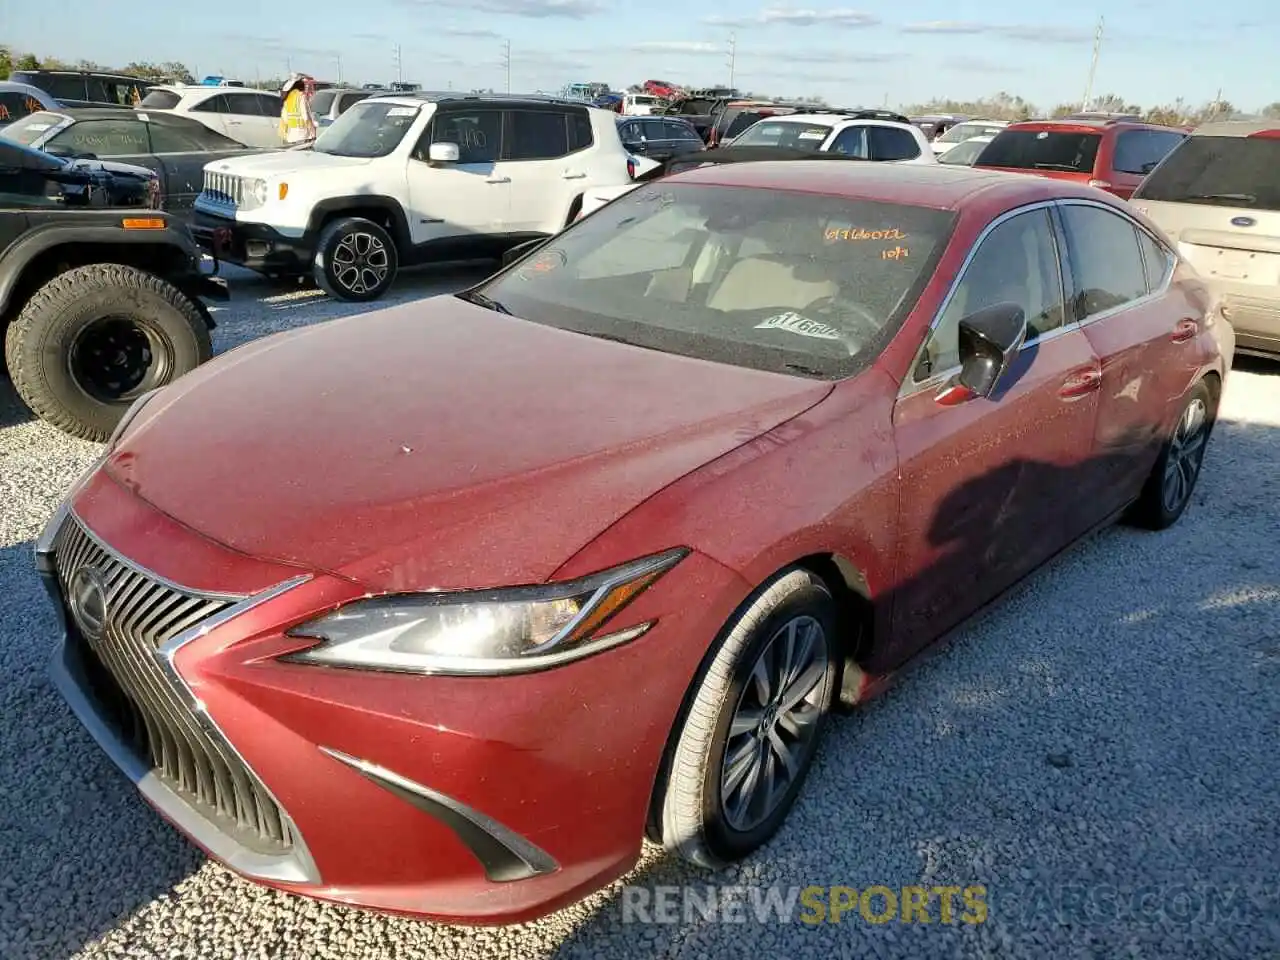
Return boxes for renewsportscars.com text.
[621,885,988,925]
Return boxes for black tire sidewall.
[7,264,210,440]
[699,581,839,861]
[313,218,398,302]
[1138,379,1217,529]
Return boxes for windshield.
[1133,135,1280,211]
[313,101,419,158]
[732,121,832,151]
[138,89,181,109]
[470,182,956,379]
[938,122,1002,144]
[0,111,67,146]
[937,138,989,165]
[976,129,1100,173]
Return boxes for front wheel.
[656,568,840,868]
[312,217,398,302]
[4,264,212,441]
[1126,378,1217,530]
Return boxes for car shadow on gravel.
[541,414,1280,960]
[0,375,35,432]
[4,417,1277,959]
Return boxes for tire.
[657,568,840,869]
[4,263,212,442]
[312,217,398,302]
[1125,378,1217,531]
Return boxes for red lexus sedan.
[38,162,1232,924]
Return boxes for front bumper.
[40,467,746,923]
[191,210,313,275]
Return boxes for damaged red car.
[39,162,1231,924]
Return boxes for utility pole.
[286,55,292,76]
[393,44,402,85]
[502,40,511,93]
[335,54,342,85]
[1080,15,1104,111]
[726,32,736,89]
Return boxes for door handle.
[1171,318,1199,343]
[562,172,587,179]
[485,176,511,184]
[1059,367,1102,398]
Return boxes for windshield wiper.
[1182,192,1258,205]
[783,362,826,377]
[455,290,511,314]
[1032,163,1085,171]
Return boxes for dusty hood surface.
[108,297,831,592]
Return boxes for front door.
[885,206,1101,670]
[406,107,508,248]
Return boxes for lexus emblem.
[68,566,109,641]
[1231,216,1256,227]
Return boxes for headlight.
[242,178,269,209]
[284,547,688,675]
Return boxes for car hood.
[203,149,371,177]
[107,297,831,592]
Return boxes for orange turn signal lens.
[278,182,289,200]
[121,217,166,230]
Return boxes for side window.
[0,93,44,123]
[507,109,569,161]
[916,209,1065,380]
[869,126,921,161]
[1113,130,1186,176]
[39,76,89,100]
[256,93,284,116]
[191,94,229,114]
[829,125,868,158]
[1136,229,1174,293]
[224,93,266,116]
[50,119,149,157]
[431,110,501,164]
[568,111,593,151]
[665,120,698,141]
[1059,204,1149,320]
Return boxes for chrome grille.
[52,516,294,853]
[202,170,243,206]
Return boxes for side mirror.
[44,144,75,158]
[935,301,1027,406]
[428,142,460,164]
[500,237,548,267]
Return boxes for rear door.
[1131,130,1280,354]
[501,107,583,234]
[1056,200,1202,509]
[222,92,281,148]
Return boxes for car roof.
[362,91,596,110]
[1191,120,1280,137]
[44,106,204,124]
[661,160,1118,210]
[1006,118,1180,133]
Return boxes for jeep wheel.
[4,264,212,442]
[313,217,398,302]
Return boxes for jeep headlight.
[242,178,269,210]
[283,548,687,675]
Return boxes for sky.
[2,0,1275,111]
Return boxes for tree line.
[900,91,1280,126]
[1,46,292,92]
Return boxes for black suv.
[1,139,227,439]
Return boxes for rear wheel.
[312,217,398,302]
[655,568,840,868]
[4,263,212,441]
[1126,379,1217,530]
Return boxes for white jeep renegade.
[191,93,634,301]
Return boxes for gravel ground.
[1,270,1278,960]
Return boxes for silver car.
[311,87,381,130]
[1132,121,1280,359]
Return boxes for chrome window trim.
[41,507,320,885]
[897,200,1061,400]
[897,197,1177,401]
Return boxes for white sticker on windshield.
[24,123,53,132]
[137,113,150,121]
[755,312,841,340]
[387,106,418,117]
[797,130,826,140]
